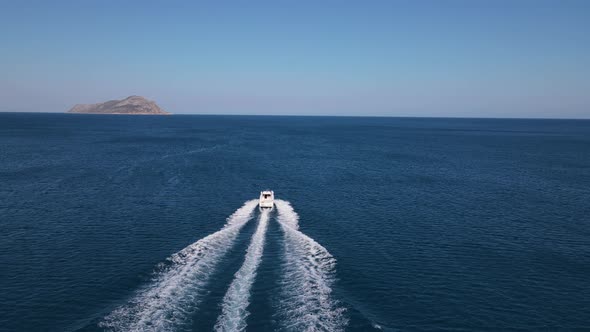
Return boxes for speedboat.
[259,190,274,209]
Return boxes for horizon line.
[1,111,589,121]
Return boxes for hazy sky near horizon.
[1,0,589,117]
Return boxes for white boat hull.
[259,190,274,209]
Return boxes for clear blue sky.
[1,0,589,117]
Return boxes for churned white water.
[100,200,258,332]
[101,199,346,331]
[214,210,270,332]
[275,199,347,332]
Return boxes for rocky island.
[68,96,170,115]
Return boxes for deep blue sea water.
[1,113,589,331]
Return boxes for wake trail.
[214,210,270,332]
[274,199,347,332]
[100,200,258,332]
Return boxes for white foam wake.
[100,200,258,332]
[274,199,347,332]
[214,210,270,332]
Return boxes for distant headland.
[67,96,170,115]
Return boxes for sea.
[1,113,589,331]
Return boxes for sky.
[1,0,589,118]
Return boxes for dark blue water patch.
[247,211,283,331]
[1,113,589,331]
[188,215,260,331]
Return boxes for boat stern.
[259,190,274,209]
